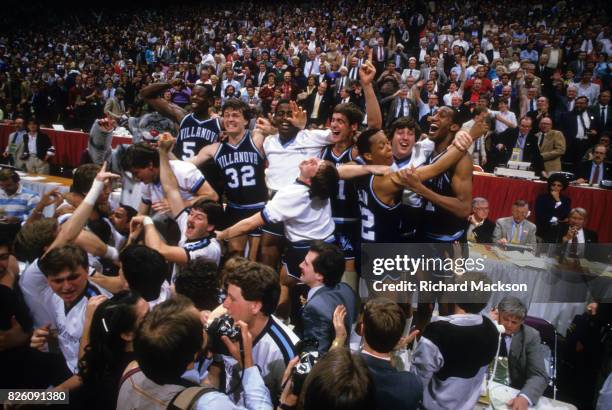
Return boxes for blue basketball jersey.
[214,131,268,208]
[321,145,359,223]
[174,114,221,160]
[355,174,402,243]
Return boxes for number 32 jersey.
[174,113,221,160]
[214,131,268,208]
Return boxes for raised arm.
[188,143,219,167]
[360,60,383,129]
[139,80,186,123]
[158,135,189,219]
[46,163,119,254]
[131,215,190,265]
[216,212,265,242]
[337,164,390,179]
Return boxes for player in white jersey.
[129,136,223,280]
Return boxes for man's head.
[575,96,589,112]
[428,106,461,143]
[497,296,526,335]
[109,204,137,235]
[0,168,20,196]
[185,199,223,240]
[122,143,159,184]
[472,197,489,222]
[39,245,89,305]
[72,163,111,205]
[175,259,220,311]
[568,207,588,230]
[511,199,530,223]
[330,103,363,143]
[14,218,58,262]
[389,117,420,159]
[317,82,328,96]
[599,90,610,106]
[299,241,345,288]
[362,298,406,353]
[13,117,25,131]
[120,245,168,302]
[298,158,339,200]
[518,117,533,136]
[222,98,250,136]
[190,84,213,114]
[135,295,202,385]
[539,116,553,133]
[536,96,549,112]
[593,143,607,164]
[273,99,298,139]
[223,261,280,324]
[357,128,393,166]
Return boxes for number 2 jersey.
[354,174,403,243]
[174,113,221,160]
[213,131,268,209]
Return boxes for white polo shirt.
[261,180,334,242]
[263,129,334,192]
[141,160,206,206]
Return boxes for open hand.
[288,101,307,130]
[332,305,348,343]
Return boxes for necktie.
[579,114,588,139]
[409,69,413,77]
[590,164,601,185]
[499,334,510,357]
[379,47,383,61]
[396,54,401,67]
[538,132,544,148]
[530,100,535,112]
[511,222,521,244]
[398,99,405,117]
[602,106,607,125]
[307,62,313,76]
[570,235,578,257]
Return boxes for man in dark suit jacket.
[560,96,600,167]
[298,241,357,353]
[466,197,495,243]
[495,117,544,175]
[588,90,611,133]
[359,298,422,410]
[373,39,388,77]
[556,208,599,260]
[21,119,54,174]
[305,82,332,127]
[497,296,549,408]
[381,90,417,129]
[576,144,611,184]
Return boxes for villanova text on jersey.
[174,114,221,159]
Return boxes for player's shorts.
[282,236,336,279]
[333,220,359,260]
[225,205,265,236]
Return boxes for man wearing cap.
[389,44,408,72]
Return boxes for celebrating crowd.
[0,0,611,409]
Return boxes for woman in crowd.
[535,174,571,243]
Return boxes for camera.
[206,314,241,355]
[291,338,319,395]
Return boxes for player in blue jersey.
[189,99,268,258]
[140,79,221,160]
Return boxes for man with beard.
[561,96,600,168]
[140,80,220,160]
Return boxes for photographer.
[222,261,300,405]
[117,295,272,409]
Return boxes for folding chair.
[524,315,558,399]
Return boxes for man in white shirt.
[559,208,598,257]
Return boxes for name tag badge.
[511,148,522,162]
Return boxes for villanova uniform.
[418,149,467,243]
[394,154,422,241]
[214,131,268,234]
[174,114,221,160]
[321,145,360,259]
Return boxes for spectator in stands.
[561,96,599,168]
[495,296,549,409]
[494,117,544,175]
[21,118,55,175]
[466,197,495,243]
[535,174,571,243]
[492,199,537,249]
[298,241,357,353]
[576,143,611,184]
[557,207,598,258]
[103,88,127,121]
[536,117,566,174]
[2,117,26,168]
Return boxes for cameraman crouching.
[117,295,272,409]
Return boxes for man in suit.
[373,38,388,77]
[495,117,544,175]
[103,87,127,121]
[305,82,332,128]
[576,144,611,185]
[496,296,549,409]
[359,298,422,409]
[493,199,537,249]
[381,87,417,129]
[561,96,600,168]
[557,208,598,259]
[588,90,611,133]
[536,116,566,174]
[466,197,495,243]
[298,241,357,353]
[254,62,269,88]
[494,85,520,118]
[389,44,409,72]
[21,119,54,174]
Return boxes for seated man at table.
[496,296,549,410]
[575,144,611,185]
[492,199,537,249]
[557,207,598,259]
[466,196,495,243]
[0,167,39,223]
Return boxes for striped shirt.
[0,184,39,221]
